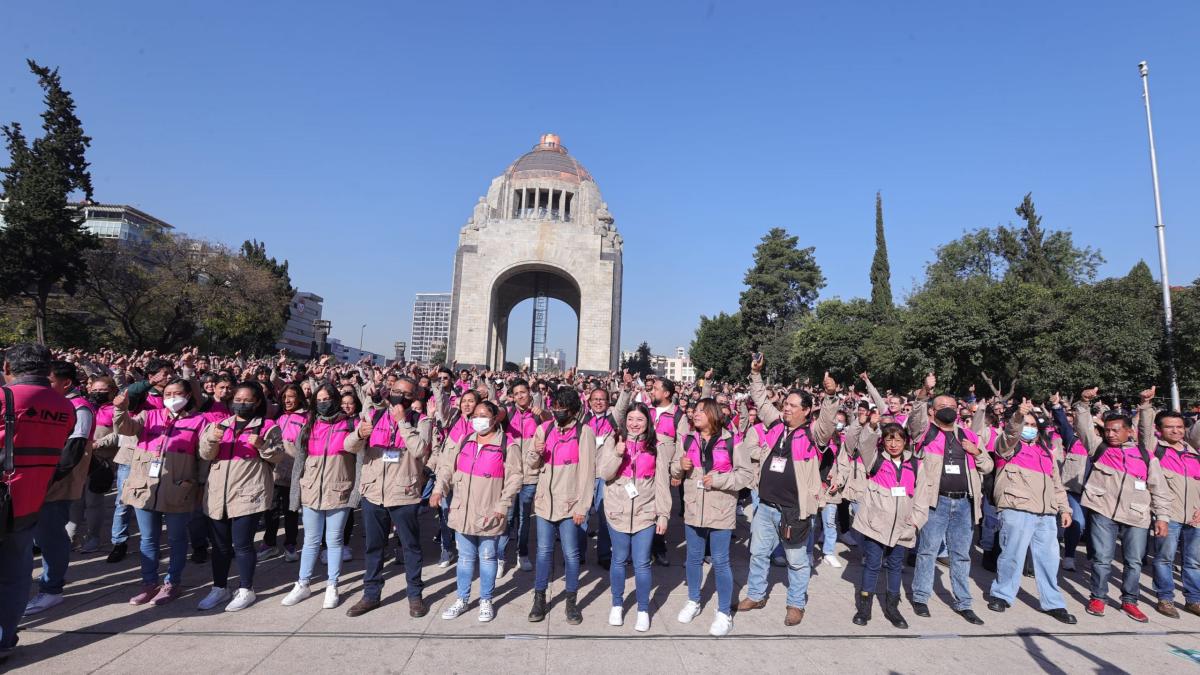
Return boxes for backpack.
[0,387,16,542]
[867,451,920,486]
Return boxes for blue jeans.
[1088,512,1148,604]
[111,463,132,544]
[913,495,974,610]
[33,499,73,595]
[990,509,1066,610]
[361,500,423,600]
[819,503,838,556]
[745,503,812,609]
[502,484,536,559]
[534,516,581,593]
[685,524,733,613]
[1061,493,1087,560]
[299,506,349,585]
[456,533,498,600]
[844,501,861,547]
[0,526,35,649]
[861,536,907,595]
[133,508,191,586]
[586,478,611,562]
[980,496,1000,551]
[609,525,654,611]
[1154,521,1200,604]
[749,490,786,558]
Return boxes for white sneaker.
[709,611,733,637]
[677,600,702,624]
[497,560,508,578]
[1062,556,1076,571]
[225,588,256,612]
[609,606,623,626]
[341,548,352,562]
[478,599,495,622]
[519,556,532,572]
[635,611,651,632]
[442,597,469,620]
[438,551,457,568]
[824,555,844,569]
[197,587,231,611]
[281,582,311,606]
[78,537,101,554]
[323,585,339,609]
[23,592,64,616]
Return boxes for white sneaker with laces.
[519,556,533,572]
[635,611,651,632]
[824,555,844,569]
[23,592,64,616]
[478,599,495,622]
[709,611,733,637]
[497,560,508,578]
[281,582,311,606]
[442,597,469,620]
[677,600,702,624]
[323,585,339,609]
[197,587,231,611]
[609,606,623,626]
[225,588,256,612]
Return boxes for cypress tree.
[870,191,893,314]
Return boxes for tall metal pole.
[1139,61,1181,411]
[359,324,367,352]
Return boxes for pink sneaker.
[151,583,181,606]
[130,584,161,605]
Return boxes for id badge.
[148,459,163,478]
[696,479,706,491]
[624,482,639,499]
[1134,480,1147,491]
[596,434,609,446]
[890,486,907,497]
[769,456,788,473]
[383,449,401,463]
[944,464,961,475]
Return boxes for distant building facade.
[276,291,324,357]
[411,292,451,363]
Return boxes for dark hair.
[658,377,677,397]
[879,422,909,445]
[785,388,814,409]
[280,383,308,413]
[233,381,268,419]
[510,378,530,392]
[1102,411,1132,429]
[474,400,500,433]
[1155,409,1185,429]
[340,390,362,417]
[162,377,196,412]
[49,360,79,385]
[4,343,51,377]
[550,386,582,416]
[693,397,725,434]
[621,402,658,455]
[215,372,237,386]
[146,357,174,376]
[299,383,347,448]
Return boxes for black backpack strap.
[2,386,14,475]
[372,408,386,426]
[866,451,886,479]
[1154,444,1168,462]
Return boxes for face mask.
[471,417,492,434]
[88,391,113,406]
[835,422,846,432]
[934,407,957,425]
[553,410,572,426]
[316,400,338,417]
[387,394,412,407]
[231,402,256,418]
[1021,427,1038,442]
[164,397,188,413]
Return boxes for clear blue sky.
[4,2,1199,362]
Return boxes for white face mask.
[471,417,492,434]
[164,397,188,413]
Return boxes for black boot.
[564,592,582,625]
[852,591,873,626]
[529,590,547,623]
[106,542,127,564]
[883,593,909,629]
[982,546,999,573]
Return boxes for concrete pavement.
[7,499,1200,674]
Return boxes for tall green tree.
[689,312,747,382]
[621,341,655,378]
[237,239,295,353]
[0,61,97,344]
[870,191,893,314]
[739,227,825,349]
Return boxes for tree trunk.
[34,292,47,346]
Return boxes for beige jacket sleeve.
[574,427,598,518]
[748,372,781,426]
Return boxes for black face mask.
[316,400,338,417]
[387,393,412,407]
[230,401,257,418]
[553,410,572,426]
[88,391,114,406]
[934,407,957,425]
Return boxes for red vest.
[2,381,76,529]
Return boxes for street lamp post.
[1138,61,1181,412]
[359,324,367,352]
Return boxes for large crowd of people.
[1,342,1198,659]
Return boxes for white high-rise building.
[411,292,452,363]
[276,291,324,357]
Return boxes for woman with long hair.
[263,383,307,562]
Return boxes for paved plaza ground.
[7,498,1200,674]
